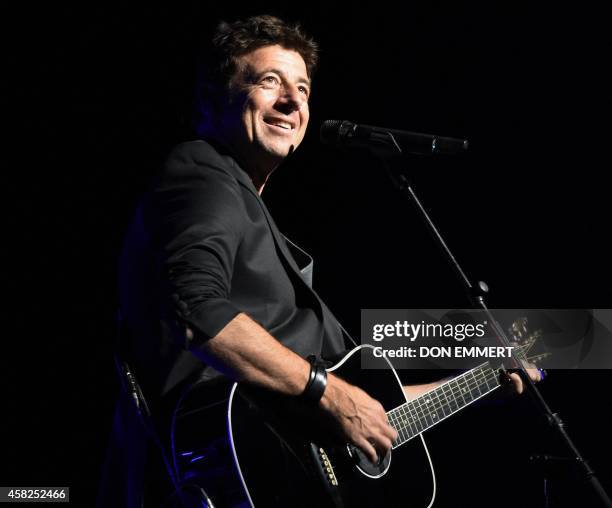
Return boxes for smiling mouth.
[263,118,295,131]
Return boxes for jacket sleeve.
[145,143,245,345]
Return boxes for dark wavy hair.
[194,15,318,133]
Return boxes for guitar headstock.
[508,317,551,367]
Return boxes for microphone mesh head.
[320,120,343,145]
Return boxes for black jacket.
[118,139,346,402]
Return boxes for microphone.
[320,120,468,155]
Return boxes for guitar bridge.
[318,447,339,486]
[308,444,339,489]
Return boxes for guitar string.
[386,343,532,444]
[391,368,491,441]
[393,366,499,445]
[388,364,500,446]
[403,366,498,439]
[395,340,531,434]
[390,371,496,446]
[392,371,470,439]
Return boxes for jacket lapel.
[224,156,306,279]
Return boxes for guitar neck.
[388,363,501,448]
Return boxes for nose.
[276,83,306,114]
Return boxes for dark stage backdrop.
[5,2,611,507]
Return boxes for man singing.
[111,14,538,507]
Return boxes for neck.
[235,146,279,195]
[205,134,279,195]
[247,165,274,194]
[388,362,502,448]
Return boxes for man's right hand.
[190,314,397,464]
[318,374,398,465]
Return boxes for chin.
[261,141,295,160]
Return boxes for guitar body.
[228,345,436,507]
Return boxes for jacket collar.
[197,138,307,279]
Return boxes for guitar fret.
[387,410,398,437]
[389,407,409,445]
[438,387,450,417]
[426,390,444,423]
[419,396,434,427]
[469,371,482,398]
[485,371,497,391]
[461,376,474,403]
[443,384,458,412]
[404,404,419,435]
[402,405,417,437]
[390,410,403,444]
[405,403,421,438]
[434,388,447,419]
[389,363,503,448]
[454,378,465,407]
[404,401,421,436]
[396,408,409,442]
[410,403,424,433]
[414,396,432,428]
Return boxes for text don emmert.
[373,346,514,358]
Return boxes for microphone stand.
[373,133,612,508]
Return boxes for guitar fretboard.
[387,363,501,448]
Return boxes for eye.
[298,85,310,96]
[261,76,280,87]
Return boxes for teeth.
[267,120,292,130]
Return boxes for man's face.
[221,45,311,169]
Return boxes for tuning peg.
[509,317,529,341]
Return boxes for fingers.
[356,431,394,464]
[527,367,543,382]
[373,405,398,447]
[507,365,545,395]
[352,400,396,463]
[523,361,542,383]
[352,414,396,463]
[323,378,398,464]
[373,401,398,441]
[356,437,379,464]
[508,372,524,394]
[369,413,397,461]
[372,431,394,454]
[355,393,396,458]
[385,421,399,443]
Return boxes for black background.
[5,2,611,506]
